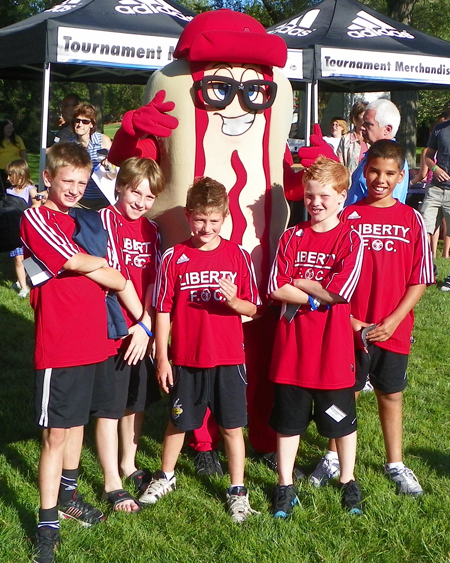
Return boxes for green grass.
[1,249,450,562]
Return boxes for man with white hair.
[345,98,408,206]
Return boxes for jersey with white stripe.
[341,200,434,354]
[20,206,110,369]
[154,237,261,368]
[100,205,160,328]
[269,221,362,390]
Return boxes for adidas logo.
[268,9,320,37]
[46,0,82,13]
[115,0,192,21]
[347,11,414,39]
[176,253,190,264]
[295,228,304,237]
[347,211,361,220]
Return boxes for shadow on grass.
[408,447,450,477]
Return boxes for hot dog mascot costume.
[109,9,304,458]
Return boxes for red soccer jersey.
[154,238,261,368]
[268,221,363,389]
[341,200,434,354]
[20,206,110,369]
[100,205,160,328]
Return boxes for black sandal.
[102,489,142,513]
[126,469,152,494]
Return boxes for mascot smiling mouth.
[217,112,256,136]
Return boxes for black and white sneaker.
[194,450,224,477]
[440,275,450,292]
[33,527,60,563]
[340,480,363,515]
[272,484,298,519]
[139,470,176,505]
[58,491,105,527]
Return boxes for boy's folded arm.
[270,283,309,305]
[293,278,346,304]
[63,253,126,291]
[367,284,426,342]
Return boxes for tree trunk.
[391,90,419,168]
[87,83,104,133]
[387,0,418,168]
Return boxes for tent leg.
[305,82,312,147]
[39,62,51,190]
[312,80,319,124]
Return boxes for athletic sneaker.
[272,484,298,519]
[58,491,105,527]
[226,486,259,523]
[340,480,363,515]
[362,376,374,392]
[33,527,60,563]
[194,450,224,477]
[139,470,176,505]
[309,456,340,487]
[384,465,423,496]
[440,275,450,292]
[18,287,30,298]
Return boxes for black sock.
[37,506,59,531]
[58,468,78,503]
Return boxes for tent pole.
[39,62,51,190]
[313,80,319,124]
[305,82,312,147]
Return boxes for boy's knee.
[42,427,69,449]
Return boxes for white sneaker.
[18,287,30,298]
[384,465,423,496]
[309,456,340,487]
[226,486,259,523]
[139,470,176,505]
[362,376,374,392]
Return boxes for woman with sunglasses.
[70,103,113,210]
[0,119,27,194]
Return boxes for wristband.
[432,165,438,172]
[308,295,321,311]
[138,321,153,337]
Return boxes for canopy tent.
[0,0,195,182]
[268,0,450,131]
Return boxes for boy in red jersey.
[20,143,127,563]
[93,158,165,513]
[141,177,261,522]
[268,156,364,518]
[313,140,434,496]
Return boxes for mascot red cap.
[173,9,287,67]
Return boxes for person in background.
[6,159,41,298]
[323,117,348,154]
[53,93,81,144]
[337,101,368,177]
[0,119,27,193]
[69,103,113,210]
[345,99,409,206]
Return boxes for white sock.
[324,450,339,461]
[163,471,175,480]
[386,462,404,471]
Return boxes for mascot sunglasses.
[197,75,278,111]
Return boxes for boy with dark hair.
[339,139,434,495]
[94,157,165,513]
[20,142,127,563]
[268,156,364,518]
[141,177,261,522]
[311,140,434,495]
